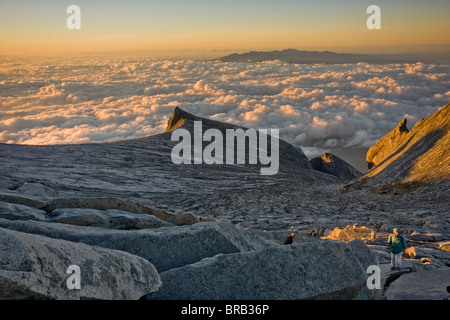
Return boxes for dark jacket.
[388,232,407,254]
[284,235,294,245]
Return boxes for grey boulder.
[146,240,375,300]
[348,239,385,299]
[385,268,450,300]
[0,219,276,272]
[0,227,161,300]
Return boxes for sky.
[1,0,450,56]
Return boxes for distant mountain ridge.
[218,49,430,64]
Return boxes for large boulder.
[0,227,161,300]
[0,219,276,272]
[145,240,378,300]
[385,268,450,300]
[348,239,385,299]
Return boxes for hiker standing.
[387,228,407,270]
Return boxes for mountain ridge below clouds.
[217,49,449,64]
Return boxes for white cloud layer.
[1,58,449,157]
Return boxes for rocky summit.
[365,102,450,185]
[310,153,363,181]
[0,104,449,300]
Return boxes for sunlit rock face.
[366,119,410,170]
[364,103,450,185]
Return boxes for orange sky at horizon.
[1,0,449,58]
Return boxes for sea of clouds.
[1,57,449,161]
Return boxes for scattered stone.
[322,225,383,242]
[404,247,428,259]
[438,241,450,253]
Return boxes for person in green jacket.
[388,228,407,270]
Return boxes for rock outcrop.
[0,228,161,300]
[165,106,313,171]
[384,268,450,300]
[0,190,197,227]
[0,201,47,222]
[364,103,450,185]
[348,239,385,300]
[43,197,198,226]
[322,225,380,242]
[310,153,362,181]
[366,118,410,170]
[46,208,174,230]
[145,240,376,300]
[165,106,198,132]
[0,219,276,273]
